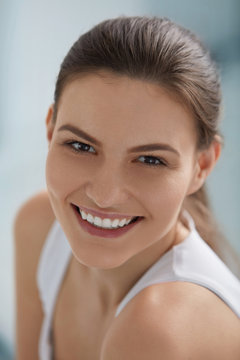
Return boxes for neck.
[74,220,189,314]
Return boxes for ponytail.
[184,186,240,277]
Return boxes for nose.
[85,164,130,209]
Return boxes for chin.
[71,244,129,270]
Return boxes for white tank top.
[37,212,240,360]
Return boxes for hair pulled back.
[51,16,239,272]
[53,16,222,148]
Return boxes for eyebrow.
[58,124,180,156]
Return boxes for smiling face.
[45,72,204,269]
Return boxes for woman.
[14,16,240,359]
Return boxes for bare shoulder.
[14,189,55,243]
[14,189,56,359]
[102,282,240,360]
[14,188,56,303]
[14,188,56,281]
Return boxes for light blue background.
[1,0,239,357]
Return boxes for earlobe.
[187,140,221,195]
[46,104,55,145]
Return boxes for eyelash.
[63,141,168,167]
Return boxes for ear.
[187,138,221,195]
[46,104,55,146]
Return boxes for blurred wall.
[1,0,239,356]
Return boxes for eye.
[66,141,96,154]
[138,155,167,167]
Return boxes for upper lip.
[72,203,141,221]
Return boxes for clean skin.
[45,72,220,311]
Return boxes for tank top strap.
[114,212,240,319]
[114,211,195,317]
[36,220,72,360]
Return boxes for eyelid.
[61,139,168,166]
[64,139,96,153]
[137,155,168,167]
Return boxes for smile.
[78,207,138,229]
[71,204,143,238]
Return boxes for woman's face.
[46,72,200,269]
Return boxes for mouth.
[71,204,144,239]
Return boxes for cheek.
[45,148,89,200]
[136,170,191,225]
[137,169,188,203]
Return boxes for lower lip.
[72,205,143,239]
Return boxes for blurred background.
[1,0,239,358]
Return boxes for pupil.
[82,144,89,151]
[146,157,155,163]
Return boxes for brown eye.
[67,141,96,153]
[138,155,167,167]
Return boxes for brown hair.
[51,16,239,274]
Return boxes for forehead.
[56,72,197,149]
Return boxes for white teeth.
[111,219,120,228]
[118,219,127,227]
[126,218,132,225]
[78,208,136,229]
[81,210,88,220]
[102,219,112,228]
[93,216,102,227]
[86,213,94,224]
